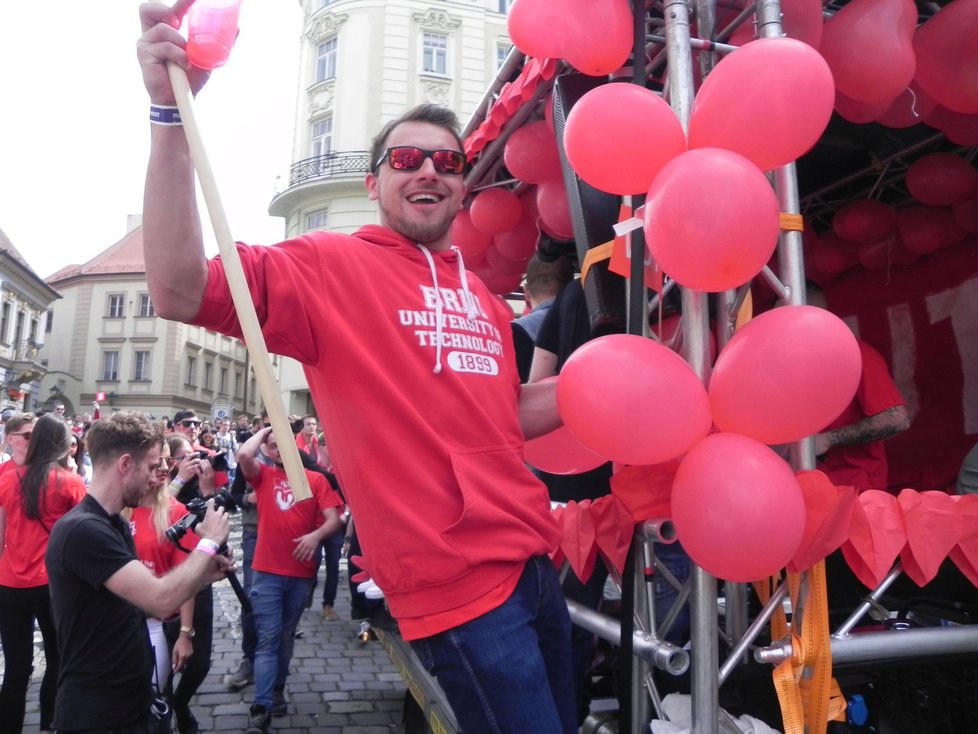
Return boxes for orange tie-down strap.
[755,563,846,734]
[780,213,805,232]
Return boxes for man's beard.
[379,203,453,246]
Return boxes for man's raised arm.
[137,1,211,322]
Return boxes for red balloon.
[709,305,862,444]
[688,38,834,172]
[565,84,687,195]
[494,215,540,261]
[925,106,978,145]
[451,210,492,260]
[953,199,978,234]
[833,90,893,124]
[671,433,806,582]
[483,244,528,276]
[875,82,938,129]
[913,0,978,114]
[523,425,608,475]
[504,121,562,185]
[905,152,978,206]
[810,231,860,278]
[561,0,633,76]
[556,334,712,466]
[536,179,574,240]
[856,235,919,270]
[644,149,780,292]
[507,0,572,58]
[896,205,967,255]
[832,199,896,243]
[473,261,524,295]
[819,0,917,104]
[469,188,523,235]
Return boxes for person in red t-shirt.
[808,283,910,493]
[237,427,342,729]
[122,439,197,700]
[0,414,86,731]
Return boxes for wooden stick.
[167,62,311,501]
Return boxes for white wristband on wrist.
[195,538,221,557]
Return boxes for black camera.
[191,449,230,473]
[165,489,238,544]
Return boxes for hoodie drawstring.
[416,244,478,374]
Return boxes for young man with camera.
[46,412,232,733]
[236,426,343,732]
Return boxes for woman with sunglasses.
[121,440,197,713]
[0,414,86,732]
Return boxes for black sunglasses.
[373,146,466,175]
[180,419,201,427]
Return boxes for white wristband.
[195,538,221,557]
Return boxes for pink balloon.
[469,188,523,235]
[483,244,528,276]
[494,215,540,261]
[688,38,835,172]
[819,0,917,104]
[672,433,806,582]
[472,261,523,295]
[925,106,978,145]
[565,84,687,195]
[451,210,492,260]
[875,82,938,129]
[913,0,978,114]
[856,235,919,270]
[523,425,608,475]
[905,153,978,206]
[556,334,712,466]
[709,305,863,444]
[896,205,967,255]
[536,179,574,240]
[504,121,562,185]
[833,90,892,124]
[811,231,860,278]
[644,149,780,292]
[561,0,633,77]
[507,0,573,58]
[832,199,897,243]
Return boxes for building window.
[496,44,509,71]
[422,33,448,76]
[319,0,333,6]
[133,350,151,381]
[106,294,125,318]
[137,293,154,317]
[29,318,38,344]
[234,372,242,398]
[186,355,197,386]
[497,0,513,12]
[311,117,333,158]
[45,310,52,333]
[15,312,24,345]
[306,209,329,231]
[316,37,337,82]
[102,351,120,381]
[204,362,214,391]
[220,366,229,395]
[1,303,9,343]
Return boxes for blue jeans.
[653,541,691,645]
[410,556,576,734]
[240,526,258,660]
[249,570,315,708]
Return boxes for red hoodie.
[192,225,559,639]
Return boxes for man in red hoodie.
[137,5,574,733]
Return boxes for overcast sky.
[0,1,304,280]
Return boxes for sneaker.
[226,657,254,691]
[322,604,339,621]
[271,685,288,717]
[246,704,270,734]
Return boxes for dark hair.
[369,104,464,172]
[524,252,573,298]
[86,412,163,468]
[20,414,71,521]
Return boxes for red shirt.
[251,463,342,578]
[0,467,86,587]
[818,340,906,493]
[128,497,197,619]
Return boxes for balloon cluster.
[528,301,864,583]
[806,152,977,283]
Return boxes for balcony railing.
[288,151,371,186]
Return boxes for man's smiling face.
[365,121,465,251]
